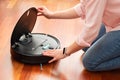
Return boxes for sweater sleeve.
[74,2,85,19]
[74,0,107,47]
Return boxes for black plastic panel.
[11,7,37,45]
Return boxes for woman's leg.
[82,30,120,71]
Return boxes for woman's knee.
[82,56,98,71]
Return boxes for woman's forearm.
[66,42,84,56]
[50,8,80,19]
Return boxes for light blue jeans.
[82,24,120,71]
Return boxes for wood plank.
[7,0,17,8]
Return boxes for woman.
[37,0,120,71]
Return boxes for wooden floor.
[0,0,120,80]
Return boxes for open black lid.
[11,7,38,45]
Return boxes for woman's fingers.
[42,50,57,63]
[42,49,64,63]
[37,13,42,16]
[37,8,43,12]
[37,7,45,16]
[49,58,56,63]
[42,50,55,57]
[37,13,43,16]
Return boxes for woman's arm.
[37,6,80,19]
[43,41,83,63]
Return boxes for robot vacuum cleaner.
[10,7,60,64]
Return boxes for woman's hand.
[37,6,53,19]
[42,49,65,63]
